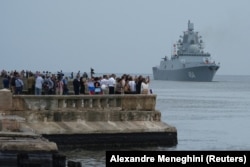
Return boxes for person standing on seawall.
[35,74,44,95]
[2,75,10,89]
[47,75,54,95]
[27,72,35,94]
[80,75,86,94]
[94,77,101,95]
[73,75,80,95]
[141,76,150,94]
[115,78,122,94]
[15,74,24,95]
[100,75,109,94]
[136,75,143,94]
[56,77,64,95]
[10,73,17,93]
[62,76,69,95]
[128,76,136,94]
[108,74,116,94]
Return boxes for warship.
[152,21,220,81]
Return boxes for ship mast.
[188,20,194,31]
[173,44,177,56]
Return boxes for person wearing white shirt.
[108,74,116,94]
[141,77,150,94]
[35,74,44,95]
[100,75,109,94]
[128,76,136,94]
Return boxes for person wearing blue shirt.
[63,77,69,95]
[2,75,10,89]
[15,75,24,94]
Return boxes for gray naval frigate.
[152,21,220,81]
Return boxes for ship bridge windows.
[179,53,209,57]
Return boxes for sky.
[1,0,250,76]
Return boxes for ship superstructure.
[152,21,220,81]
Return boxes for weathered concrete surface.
[11,94,157,111]
[7,110,161,123]
[0,115,25,131]
[0,92,178,149]
[0,132,58,152]
[0,115,58,153]
[20,121,176,135]
[0,89,12,111]
[19,120,177,149]
[0,121,64,166]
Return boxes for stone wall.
[0,117,20,131]
[0,89,178,149]
[10,94,159,122]
[0,89,12,111]
[12,94,156,111]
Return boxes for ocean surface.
[62,75,250,166]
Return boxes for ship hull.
[152,65,219,82]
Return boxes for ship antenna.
[188,20,194,31]
[170,42,173,56]
[173,43,177,56]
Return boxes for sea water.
[62,75,250,166]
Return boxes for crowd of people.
[1,69,152,95]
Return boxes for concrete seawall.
[0,116,65,166]
[0,89,177,150]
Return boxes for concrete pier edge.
[0,88,178,165]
